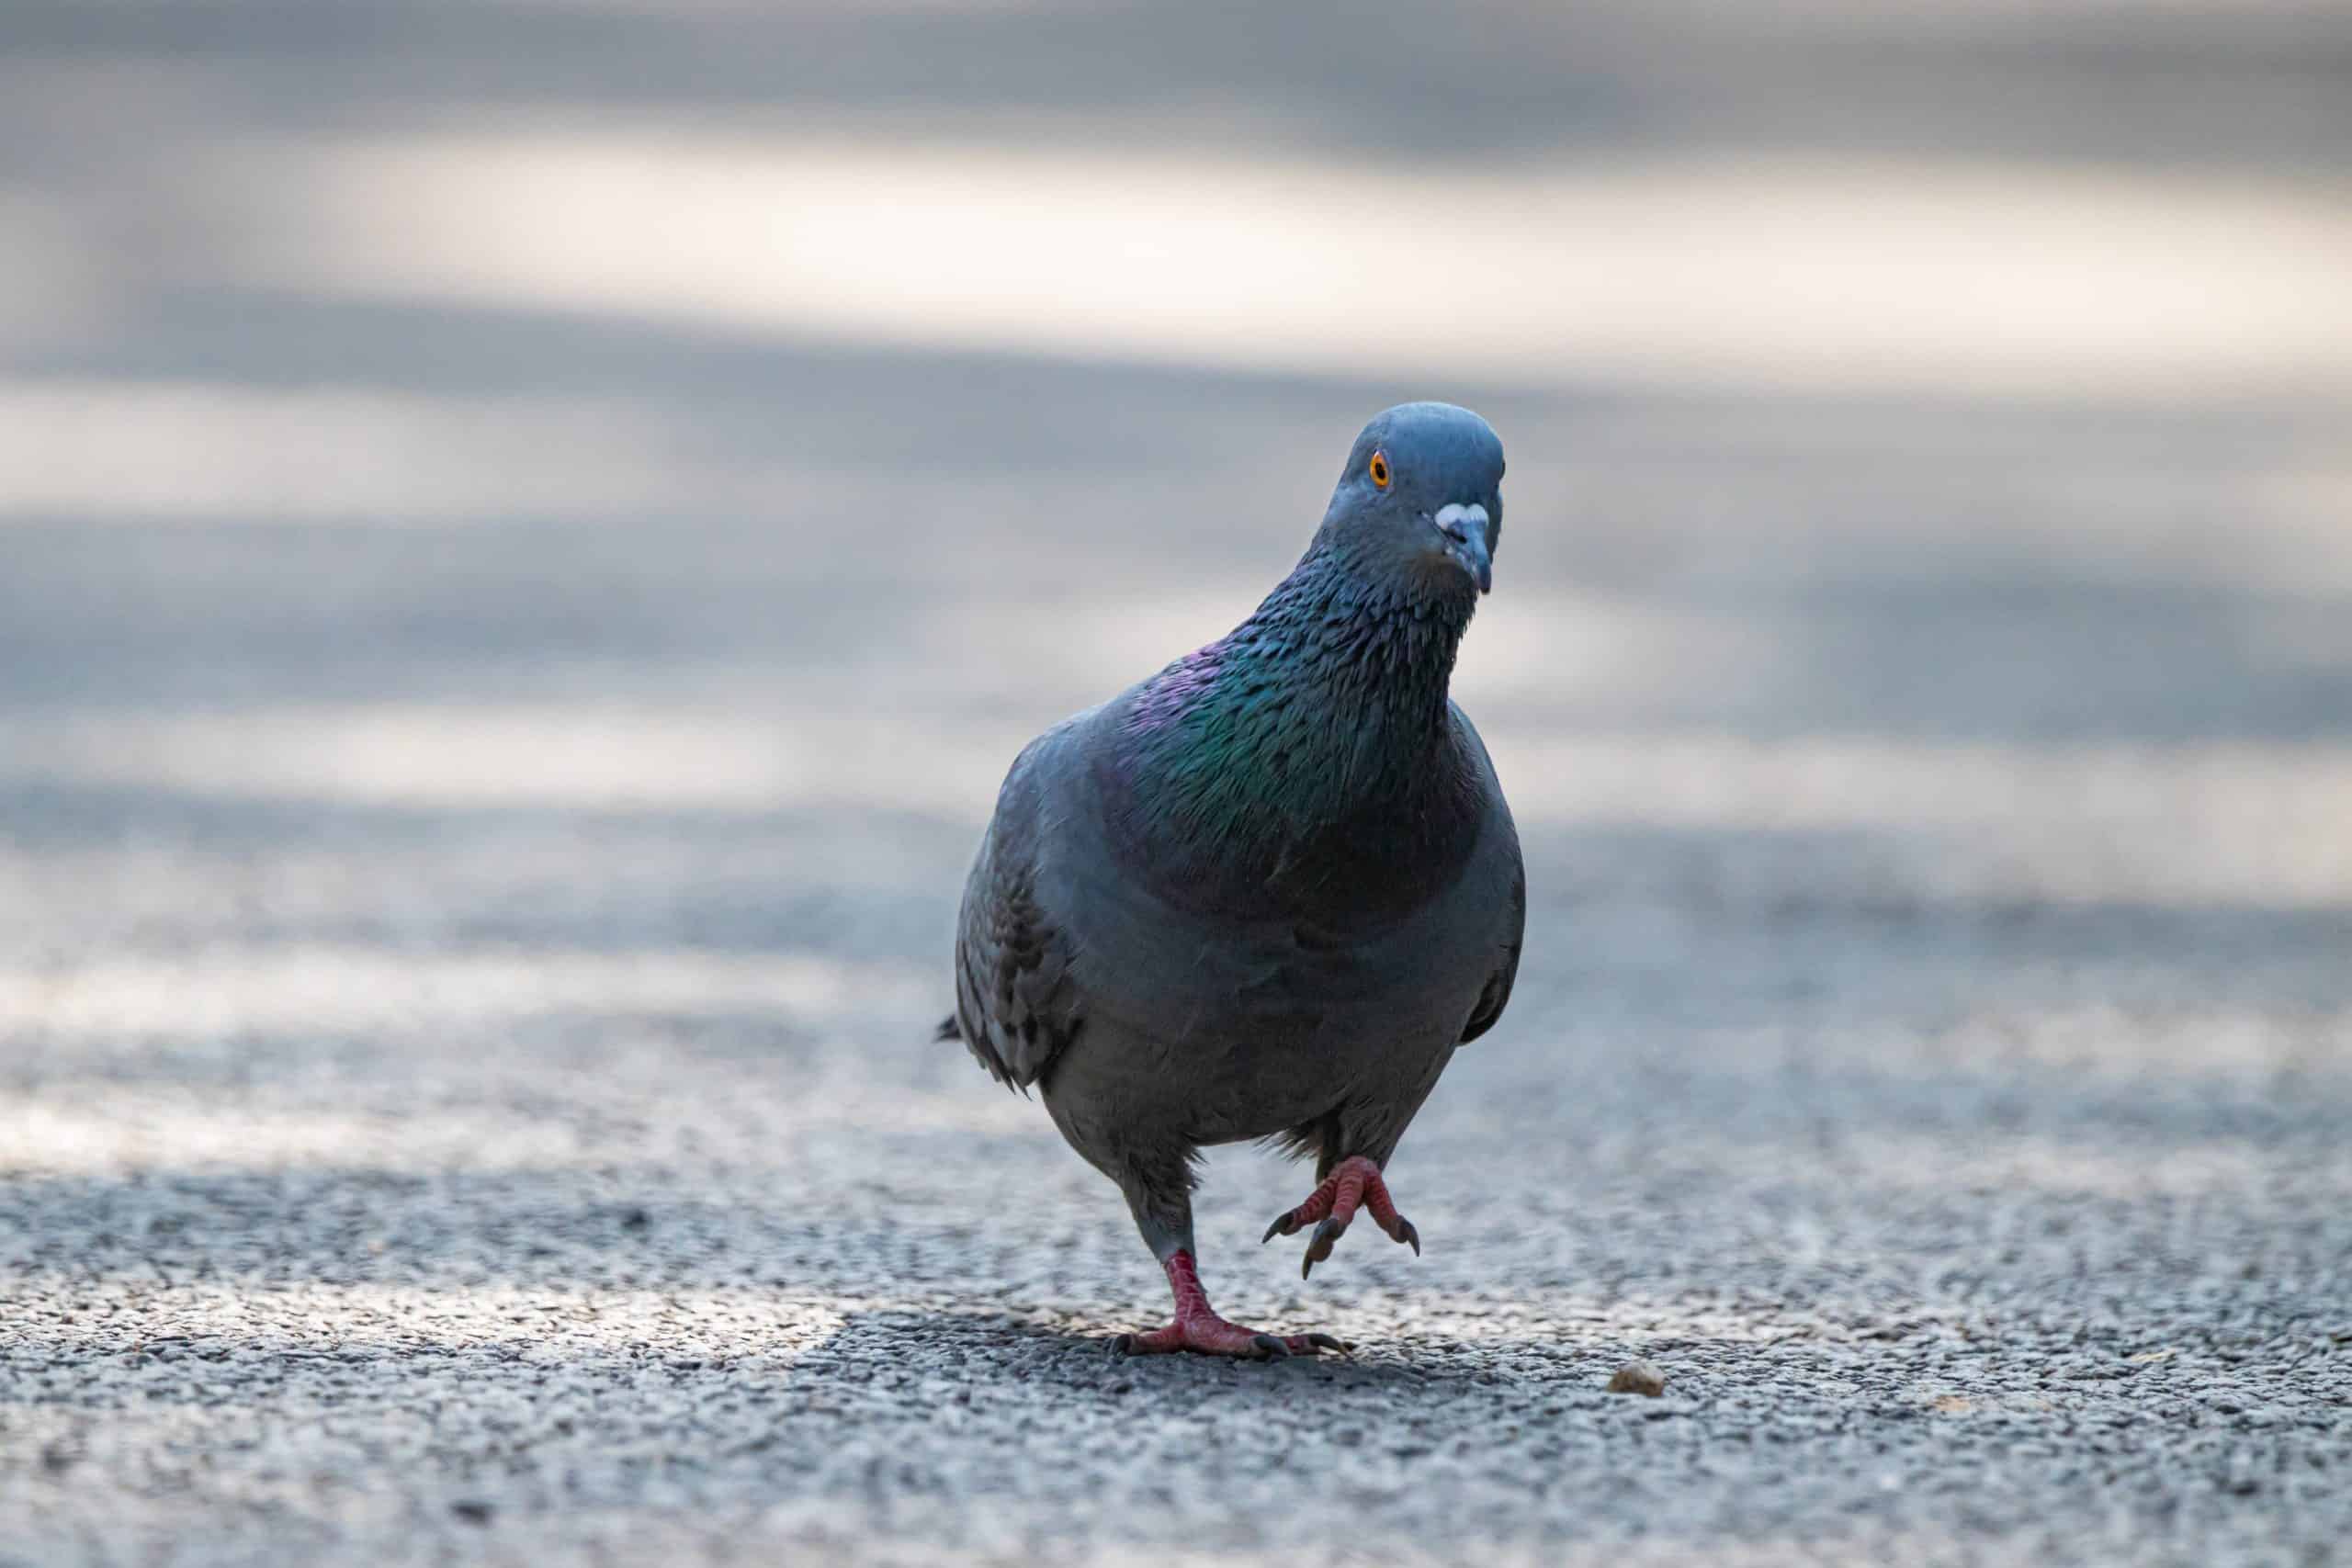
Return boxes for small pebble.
[1609,1359,1667,1397]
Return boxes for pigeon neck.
[1121,556,1471,852]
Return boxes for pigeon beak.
[1433,503,1494,594]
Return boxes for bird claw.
[1252,1331,1352,1359]
[1301,1216,1343,1279]
[1117,1254,1351,1359]
[1268,1156,1420,1280]
[1114,1321,1348,1359]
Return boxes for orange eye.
[1368,451,1391,489]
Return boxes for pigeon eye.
[1368,451,1391,490]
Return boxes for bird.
[939,401,1524,1358]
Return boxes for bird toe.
[1299,1215,1347,1279]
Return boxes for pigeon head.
[1314,401,1505,600]
[1115,400,1509,870]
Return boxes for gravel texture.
[4,4,2351,1565]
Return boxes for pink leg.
[1112,1251,1349,1359]
[1261,1155,1420,1279]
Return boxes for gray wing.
[1458,856,1522,1043]
[941,721,1087,1090]
[1453,704,1524,1046]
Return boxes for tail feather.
[933,1012,963,1043]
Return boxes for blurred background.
[6,0,2348,1098]
[2,1,2349,1561]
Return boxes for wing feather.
[945,728,1085,1089]
[1458,857,1522,1043]
[1453,705,1524,1046]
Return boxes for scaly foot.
[1261,1155,1420,1279]
[1111,1251,1349,1359]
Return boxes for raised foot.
[1261,1155,1420,1280]
[1112,1319,1349,1359]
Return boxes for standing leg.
[1109,1154,1346,1359]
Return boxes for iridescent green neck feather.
[1115,552,1475,882]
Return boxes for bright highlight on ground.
[202,132,2352,400]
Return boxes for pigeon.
[940,401,1524,1358]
